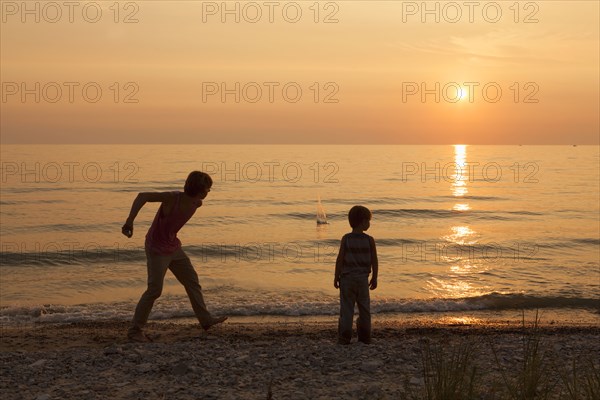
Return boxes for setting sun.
[1,1,597,144]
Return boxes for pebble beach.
[2,316,599,400]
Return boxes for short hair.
[184,171,213,196]
[348,205,371,228]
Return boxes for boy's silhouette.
[334,205,379,344]
[122,171,226,342]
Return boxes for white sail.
[317,195,328,224]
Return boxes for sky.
[1,0,599,144]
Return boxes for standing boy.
[122,171,226,342]
[334,205,378,344]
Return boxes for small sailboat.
[316,195,328,225]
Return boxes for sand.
[1,317,599,400]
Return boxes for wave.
[2,293,598,325]
[3,237,593,267]
[0,247,147,266]
[289,208,539,221]
[572,238,600,246]
[461,293,600,311]
[0,199,65,205]
[278,209,459,220]
[1,242,337,266]
[505,211,544,216]
[537,238,600,249]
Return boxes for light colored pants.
[338,275,371,342]
[129,248,212,333]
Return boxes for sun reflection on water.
[443,225,477,246]
[450,263,485,274]
[428,145,492,299]
[451,144,468,198]
[453,203,471,211]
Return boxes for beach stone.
[363,385,387,400]
[173,362,190,376]
[136,363,153,373]
[29,359,48,368]
[235,355,249,362]
[409,377,423,385]
[360,359,384,371]
[133,348,151,357]
[35,394,50,400]
[280,358,295,366]
[103,345,122,355]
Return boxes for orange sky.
[1,1,598,144]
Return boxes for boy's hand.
[122,223,133,238]
[369,278,378,290]
[334,277,340,289]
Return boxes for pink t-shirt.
[145,191,198,255]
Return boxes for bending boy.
[122,171,226,342]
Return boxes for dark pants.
[338,275,371,343]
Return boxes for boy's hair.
[348,205,371,228]
[184,171,213,196]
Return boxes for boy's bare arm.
[334,237,346,288]
[122,192,173,237]
[369,237,378,290]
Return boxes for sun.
[448,86,469,102]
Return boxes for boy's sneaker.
[337,337,351,345]
[127,331,153,343]
[201,316,228,331]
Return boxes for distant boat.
[317,196,328,225]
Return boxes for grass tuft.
[559,355,600,400]
[492,310,557,400]
[412,338,480,400]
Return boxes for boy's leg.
[355,276,372,344]
[168,249,216,328]
[338,276,357,344]
[129,249,171,336]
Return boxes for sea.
[1,145,599,326]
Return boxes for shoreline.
[2,315,599,353]
[2,305,598,330]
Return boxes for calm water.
[1,145,599,324]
